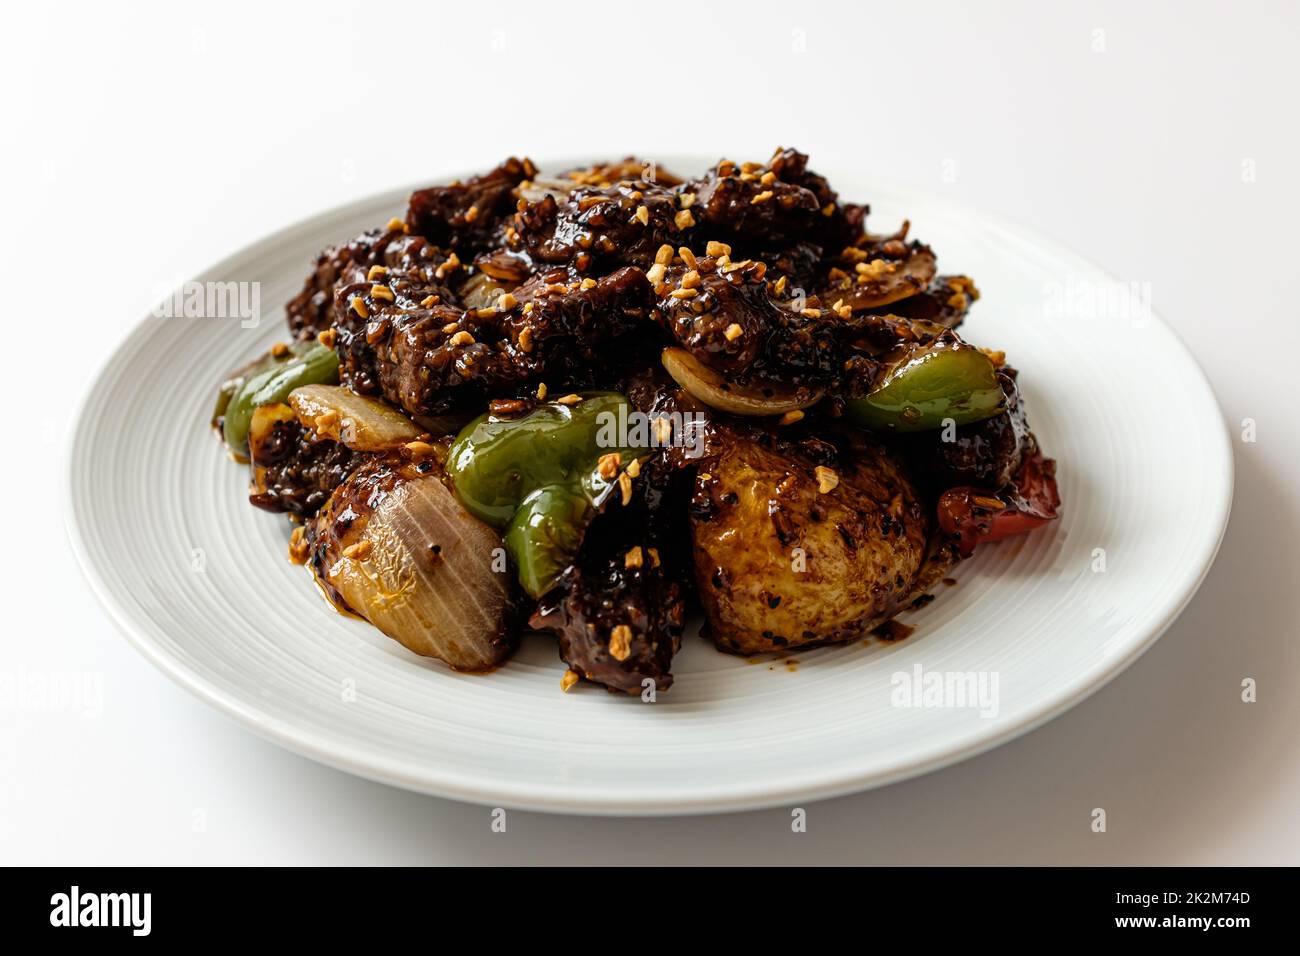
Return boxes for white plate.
[66,157,1233,815]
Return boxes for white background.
[3,0,1298,864]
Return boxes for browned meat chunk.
[530,453,689,694]
[336,263,654,417]
[406,157,533,252]
[247,403,361,517]
[285,230,387,341]
[687,147,864,251]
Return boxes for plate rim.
[64,160,1235,816]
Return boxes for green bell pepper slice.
[447,392,644,597]
[210,341,316,429]
[221,343,340,455]
[845,342,1005,433]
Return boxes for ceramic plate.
[66,157,1232,814]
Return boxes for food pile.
[211,149,1060,694]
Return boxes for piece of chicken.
[690,423,951,653]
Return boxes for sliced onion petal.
[323,472,516,671]
[459,271,511,310]
[288,384,421,451]
[517,176,578,204]
[840,246,937,311]
[661,347,824,417]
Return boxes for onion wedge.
[288,384,422,451]
[824,245,938,312]
[312,461,517,671]
[661,347,824,417]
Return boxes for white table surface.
[4,0,1297,865]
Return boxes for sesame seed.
[342,540,373,560]
[597,452,622,479]
[815,465,839,494]
[609,624,633,661]
[288,526,310,565]
[404,440,435,458]
[434,253,461,280]
[778,409,804,426]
